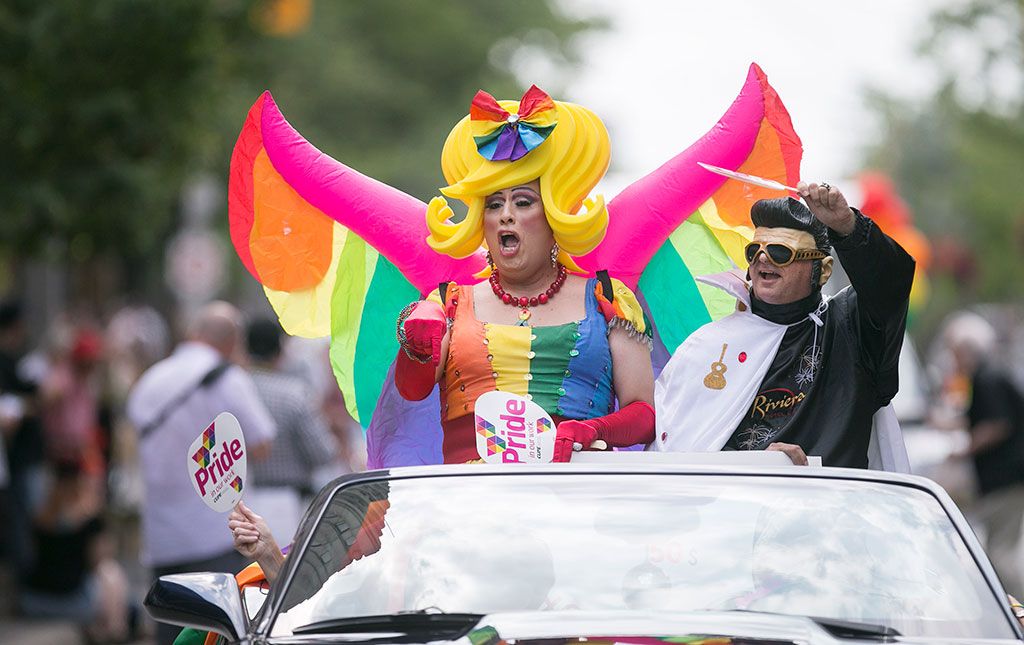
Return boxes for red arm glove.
[553,400,655,463]
[395,301,446,401]
[403,300,446,363]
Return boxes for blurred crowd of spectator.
[0,297,367,643]
[924,310,1024,599]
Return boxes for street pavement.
[0,617,156,644]
[0,618,84,644]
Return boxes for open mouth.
[497,231,521,256]
[757,268,781,282]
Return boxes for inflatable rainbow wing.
[577,63,802,357]
[857,172,931,320]
[228,92,486,425]
[229,64,802,467]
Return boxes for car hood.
[271,610,1022,645]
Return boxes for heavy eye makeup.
[510,190,538,207]
[485,189,538,211]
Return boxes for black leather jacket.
[726,210,915,468]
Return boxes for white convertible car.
[147,457,1024,644]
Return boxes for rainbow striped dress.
[433,277,650,463]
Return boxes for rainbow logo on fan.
[229,476,243,493]
[475,417,506,455]
[536,417,552,433]
[201,423,216,449]
[192,447,210,468]
[192,423,216,467]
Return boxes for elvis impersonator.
[655,181,914,470]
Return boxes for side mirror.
[145,572,248,642]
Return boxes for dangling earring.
[550,243,560,267]
[486,250,494,269]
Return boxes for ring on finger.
[820,182,831,191]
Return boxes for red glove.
[395,301,446,401]
[402,301,446,365]
[553,401,655,463]
[553,420,598,463]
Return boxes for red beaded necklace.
[489,264,566,325]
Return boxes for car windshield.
[271,473,1014,639]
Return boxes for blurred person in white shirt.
[126,301,275,645]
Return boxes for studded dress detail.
[432,278,649,463]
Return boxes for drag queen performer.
[228,63,817,468]
[393,87,655,463]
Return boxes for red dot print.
[738,352,747,363]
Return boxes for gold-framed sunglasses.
[744,242,828,267]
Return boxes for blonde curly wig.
[425,96,611,273]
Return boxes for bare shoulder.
[564,273,590,296]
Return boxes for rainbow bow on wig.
[470,85,557,161]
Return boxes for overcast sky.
[521,0,942,198]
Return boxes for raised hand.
[401,300,447,365]
[797,181,855,236]
[228,501,285,583]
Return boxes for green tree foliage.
[0,0,600,292]
[863,0,1024,310]
[0,0,248,261]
